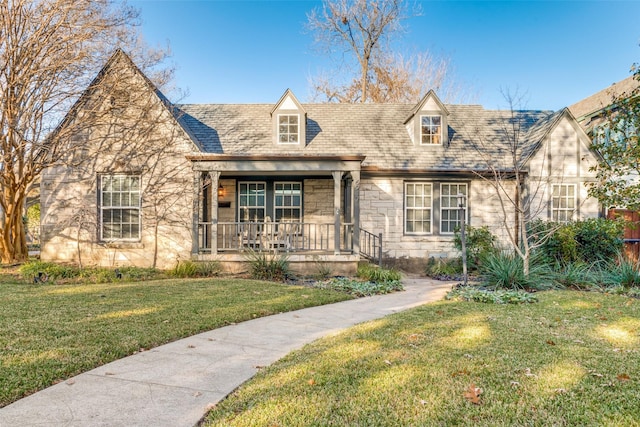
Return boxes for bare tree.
[307,0,408,103]
[307,0,471,103]
[43,50,192,269]
[464,90,560,275]
[0,0,171,263]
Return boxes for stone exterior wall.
[359,177,516,260]
[40,56,196,269]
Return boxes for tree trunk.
[0,198,28,264]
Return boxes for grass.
[203,290,640,426]
[0,271,351,407]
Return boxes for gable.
[405,91,450,146]
[526,114,598,178]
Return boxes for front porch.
[187,154,378,273]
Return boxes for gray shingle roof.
[176,102,554,172]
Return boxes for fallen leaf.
[104,372,115,376]
[625,300,633,306]
[419,399,427,405]
[308,379,316,386]
[524,368,537,377]
[617,373,631,382]
[590,372,603,378]
[452,369,470,377]
[464,383,482,405]
[546,340,556,346]
[66,379,75,386]
[554,388,567,394]
[193,392,202,397]
[463,353,474,359]
[384,360,392,365]
[510,381,520,388]
[187,345,196,349]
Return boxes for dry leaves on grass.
[464,383,482,405]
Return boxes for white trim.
[277,113,300,144]
[404,182,433,235]
[419,114,443,145]
[99,174,141,242]
[551,183,577,223]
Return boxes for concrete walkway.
[0,278,453,427]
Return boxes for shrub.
[20,261,80,282]
[170,260,221,278]
[532,219,623,264]
[312,256,332,280]
[553,262,599,290]
[574,218,624,263]
[315,277,403,297]
[479,252,555,291]
[424,257,462,280]
[357,263,401,283]
[601,256,640,290]
[446,286,538,304]
[454,225,497,269]
[244,250,291,282]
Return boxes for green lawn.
[0,272,351,407]
[204,291,640,426]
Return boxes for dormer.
[271,89,306,147]
[405,90,449,146]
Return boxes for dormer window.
[421,115,442,145]
[271,89,306,146]
[278,114,299,144]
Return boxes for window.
[100,175,141,241]
[405,183,432,234]
[420,115,442,145]
[274,182,302,221]
[278,114,299,144]
[552,184,576,223]
[440,183,467,234]
[238,182,266,222]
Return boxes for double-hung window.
[274,182,302,222]
[551,184,575,223]
[238,182,266,222]
[278,114,299,144]
[440,183,467,234]
[100,175,141,241]
[405,183,432,234]
[420,115,442,145]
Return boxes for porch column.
[351,170,361,256]
[191,170,201,256]
[332,171,342,255]
[209,171,221,255]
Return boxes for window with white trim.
[274,182,302,222]
[405,182,432,234]
[238,182,266,222]
[278,114,299,144]
[100,175,141,241]
[420,115,442,145]
[440,183,467,234]
[551,184,576,223]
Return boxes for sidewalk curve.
[0,277,453,427]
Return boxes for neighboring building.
[569,75,640,135]
[40,50,602,273]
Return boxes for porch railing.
[197,221,354,254]
[360,228,383,266]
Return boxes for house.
[40,50,602,274]
[569,75,640,136]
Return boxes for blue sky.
[130,0,640,110]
